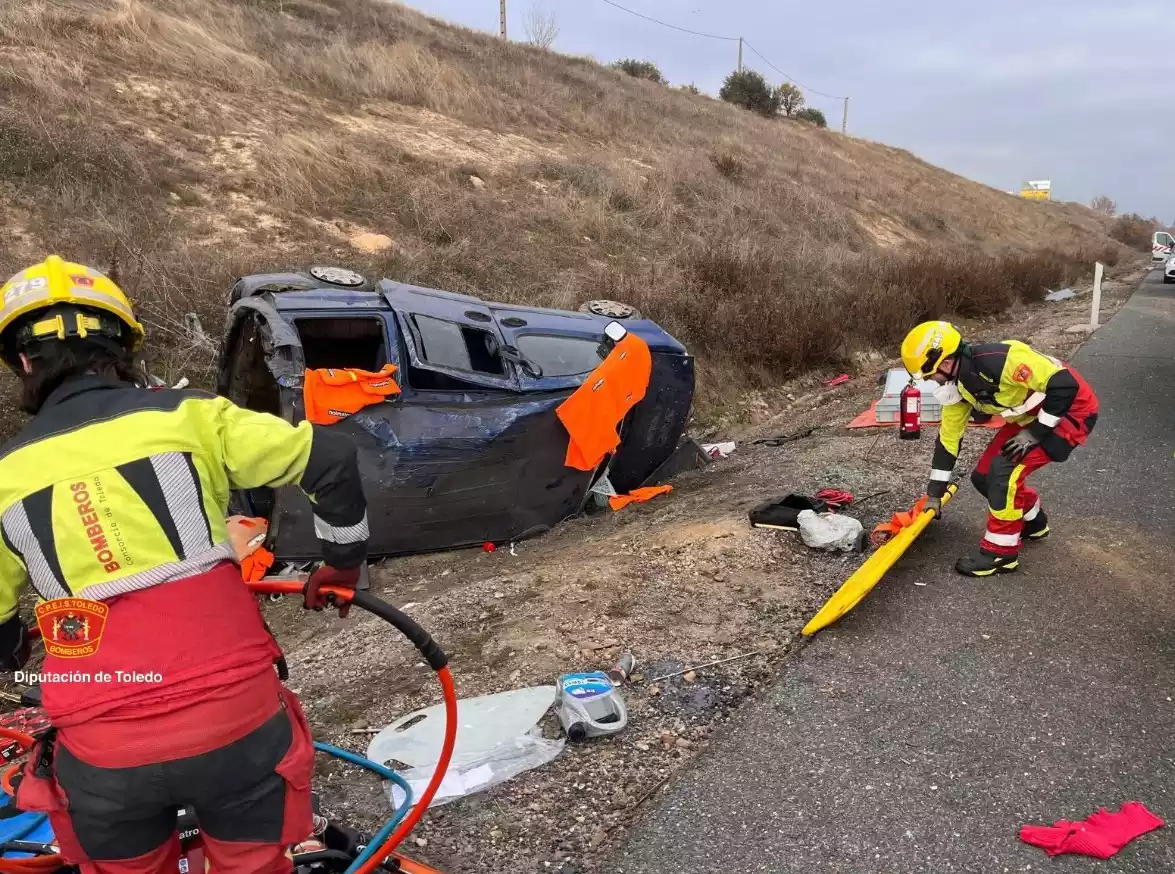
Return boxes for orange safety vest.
[303,364,401,426]
[556,333,653,472]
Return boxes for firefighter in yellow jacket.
[901,320,1099,577]
[0,256,368,874]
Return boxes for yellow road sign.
[1019,189,1050,201]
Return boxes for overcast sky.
[400,0,1173,220]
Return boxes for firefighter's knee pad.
[970,469,989,496]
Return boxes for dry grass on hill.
[0,0,1122,414]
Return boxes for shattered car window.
[296,317,388,371]
[413,314,504,375]
[515,334,604,378]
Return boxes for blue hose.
[312,742,414,874]
[0,812,48,857]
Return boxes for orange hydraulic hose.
[0,728,35,753]
[0,764,20,798]
[242,578,458,874]
[0,857,65,873]
[392,856,448,874]
[352,666,457,874]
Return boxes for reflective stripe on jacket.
[0,376,368,622]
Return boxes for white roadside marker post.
[1091,261,1104,328]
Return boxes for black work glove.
[925,478,949,519]
[0,616,31,672]
[303,565,360,618]
[1002,430,1041,462]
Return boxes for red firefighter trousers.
[971,415,1097,556]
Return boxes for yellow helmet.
[0,255,145,368]
[900,320,961,377]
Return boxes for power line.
[593,0,844,100]
[596,0,739,41]
[742,40,844,99]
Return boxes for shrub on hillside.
[679,83,701,95]
[610,59,665,84]
[709,152,744,180]
[618,244,1106,380]
[719,69,779,117]
[1110,213,1156,250]
[774,83,804,117]
[795,107,827,128]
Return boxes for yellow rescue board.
[802,483,959,636]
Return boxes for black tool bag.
[748,494,829,531]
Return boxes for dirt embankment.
[262,263,1145,874]
[0,0,1127,423]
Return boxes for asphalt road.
[613,269,1175,873]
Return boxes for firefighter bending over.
[901,320,1099,577]
[0,256,369,873]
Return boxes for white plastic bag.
[387,728,564,810]
[797,510,866,552]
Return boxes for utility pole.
[500,0,507,38]
[737,37,743,72]
[841,96,849,134]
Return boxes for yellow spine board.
[801,483,959,636]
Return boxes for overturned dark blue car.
[216,266,696,561]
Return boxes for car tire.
[579,299,642,319]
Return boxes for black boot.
[1023,511,1050,541]
[955,549,1019,577]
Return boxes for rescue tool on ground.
[900,320,1099,577]
[0,255,370,873]
[802,483,960,636]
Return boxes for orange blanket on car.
[303,364,401,425]
[556,333,652,472]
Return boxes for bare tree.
[1090,194,1117,217]
[523,2,559,49]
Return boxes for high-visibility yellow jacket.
[928,340,1089,492]
[0,376,368,624]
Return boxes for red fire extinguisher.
[899,378,921,440]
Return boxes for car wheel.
[579,299,642,319]
[308,265,367,287]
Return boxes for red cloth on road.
[1020,802,1164,859]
